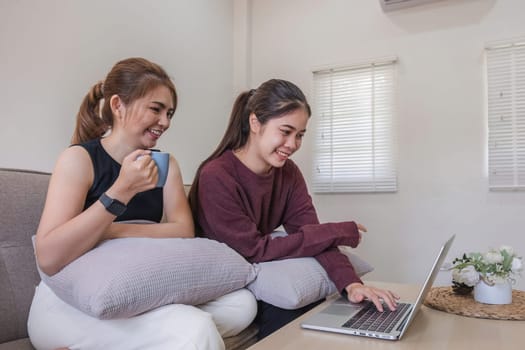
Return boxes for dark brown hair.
[188,79,311,232]
[71,57,177,144]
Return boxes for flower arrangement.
[451,245,523,295]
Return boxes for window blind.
[312,59,397,193]
[487,41,525,191]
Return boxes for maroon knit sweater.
[197,150,362,292]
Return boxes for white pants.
[28,282,257,350]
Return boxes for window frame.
[486,40,525,191]
[312,58,398,193]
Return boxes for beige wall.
[2,0,524,290]
[0,0,234,183]
[241,0,525,290]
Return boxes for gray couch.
[0,168,257,350]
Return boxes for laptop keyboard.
[342,302,411,333]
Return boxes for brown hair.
[188,79,311,233]
[71,57,177,144]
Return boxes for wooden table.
[247,281,524,350]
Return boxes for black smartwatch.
[99,192,127,216]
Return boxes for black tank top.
[78,139,163,222]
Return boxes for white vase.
[473,279,512,305]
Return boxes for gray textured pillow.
[246,247,374,310]
[37,237,257,319]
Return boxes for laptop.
[301,234,455,340]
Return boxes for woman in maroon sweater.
[189,79,398,339]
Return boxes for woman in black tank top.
[35,57,194,277]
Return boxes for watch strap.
[99,192,127,216]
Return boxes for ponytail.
[71,81,111,144]
[208,89,254,159]
[70,57,177,145]
[188,89,253,232]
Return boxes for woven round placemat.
[424,286,525,320]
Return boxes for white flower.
[452,265,479,287]
[500,245,514,256]
[512,257,523,273]
[451,246,521,293]
[484,251,504,264]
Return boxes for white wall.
[244,0,525,289]
[0,0,234,184]
[2,0,524,290]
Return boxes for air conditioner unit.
[380,0,442,12]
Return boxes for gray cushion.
[0,242,40,344]
[0,338,35,350]
[247,248,374,309]
[39,237,258,319]
[0,169,49,344]
[0,169,49,243]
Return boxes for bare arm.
[35,146,117,276]
[35,147,191,276]
[105,155,194,238]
